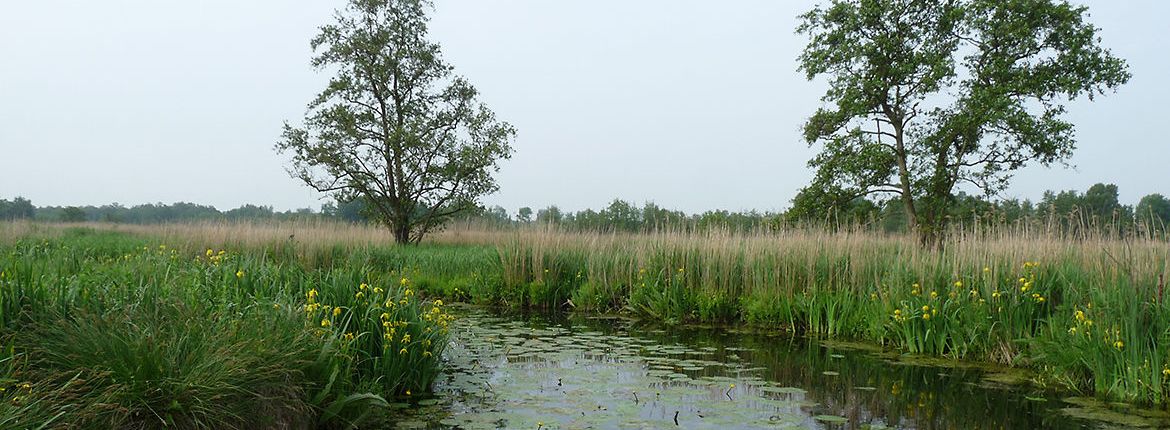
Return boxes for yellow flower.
[1114,340,1124,350]
[729,383,735,388]
[400,277,409,286]
[922,313,931,321]
[405,389,411,396]
[404,289,414,297]
[983,267,990,273]
[434,299,443,306]
[381,312,391,320]
[355,291,365,299]
[333,307,342,317]
[953,280,963,288]
[894,309,902,315]
[402,334,411,343]
[423,351,432,358]
[373,287,384,294]
[678,267,685,273]
[273,303,281,310]
[930,291,938,299]
[1069,327,1078,335]
[921,305,930,312]
[399,348,408,355]
[321,319,331,328]
[1162,367,1170,377]
[235,270,244,278]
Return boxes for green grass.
[0,227,458,429]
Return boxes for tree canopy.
[277,0,515,244]
[796,0,1129,247]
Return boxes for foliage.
[1136,194,1170,231]
[796,0,1130,247]
[0,198,34,221]
[277,0,516,245]
[57,207,86,223]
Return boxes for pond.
[389,306,1170,429]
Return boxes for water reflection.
[391,307,1144,429]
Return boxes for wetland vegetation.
[1,220,1168,428]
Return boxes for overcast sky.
[1,1,1165,214]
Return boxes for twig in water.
[633,391,639,404]
[673,410,679,426]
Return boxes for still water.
[390,306,1168,429]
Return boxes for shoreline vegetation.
[1,219,1168,427]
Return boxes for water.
[389,306,1169,429]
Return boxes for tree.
[60,206,87,223]
[0,197,34,220]
[1136,194,1170,229]
[787,187,880,227]
[516,207,533,223]
[797,0,1129,247]
[535,205,563,225]
[1081,183,1128,222]
[277,0,516,244]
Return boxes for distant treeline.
[3,182,1169,236]
[476,182,1170,237]
[0,200,334,224]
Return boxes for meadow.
[0,219,1168,428]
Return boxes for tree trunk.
[394,222,411,245]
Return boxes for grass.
[3,219,1170,419]
[0,225,458,429]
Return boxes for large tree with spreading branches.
[278,0,515,244]
[796,0,1129,247]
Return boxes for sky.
[1,1,1166,214]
